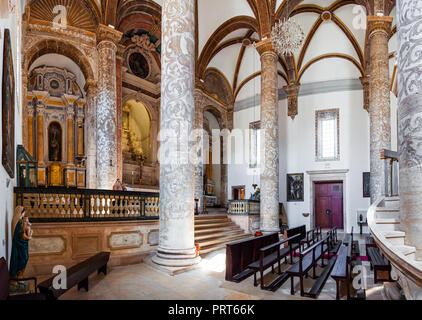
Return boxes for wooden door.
[315,182,343,229]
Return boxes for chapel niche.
[27,66,87,188]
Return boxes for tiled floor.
[60,233,387,300]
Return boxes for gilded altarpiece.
[27,66,86,187]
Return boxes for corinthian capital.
[96,24,122,46]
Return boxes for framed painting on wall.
[363,172,370,198]
[287,173,304,202]
[2,28,15,179]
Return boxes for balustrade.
[14,187,159,222]
[227,200,260,215]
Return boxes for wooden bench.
[343,226,360,256]
[331,245,352,300]
[300,228,322,251]
[367,247,392,283]
[286,235,330,296]
[327,227,342,256]
[0,257,46,300]
[225,233,279,282]
[286,224,306,253]
[37,252,110,300]
[248,234,301,289]
[365,236,376,256]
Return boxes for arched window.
[48,122,62,162]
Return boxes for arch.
[203,105,226,130]
[296,53,364,84]
[122,95,158,122]
[198,16,259,79]
[24,39,95,82]
[203,68,234,105]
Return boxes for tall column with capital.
[27,101,34,158]
[66,105,75,166]
[152,0,200,267]
[85,80,98,189]
[397,0,422,259]
[194,88,205,213]
[96,25,122,189]
[36,102,46,186]
[255,39,280,233]
[367,16,392,203]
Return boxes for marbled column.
[152,0,200,267]
[66,105,75,165]
[255,39,280,233]
[284,84,300,120]
[85,80,98,189]
[27,102,34,158]
[194,88,204,213]
[397,0,422,259]
[367,16,392,203]
[36,103,45,166]
[96,25,122,190]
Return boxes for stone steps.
[382,231,406,246]
[194,214,250,255]
[375,218,401,231]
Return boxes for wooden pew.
[225,233,279,282]
[343,226,360,256]
[286,225,306,253]
[367,247,392,283]
[286,235,330,296]
[38,252,110,300]
[248,234,301,289]
[328,227,342,256]
[331,244,352,300]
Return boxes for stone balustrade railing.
[14,187,159,222]
[227,200,260,215]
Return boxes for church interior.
[0,0,422,303]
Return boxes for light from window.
[316,109,339,161]
[249,121,261,168]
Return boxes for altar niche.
[26,66,87,188]
[122,99,158,187]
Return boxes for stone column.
[194,88,205,213]
[152,0,200,267]
[66,105,75,165]
[85,80,98,189]
[284,84,300,120]
[36,103,45,166]
[255,39,280,233]
[27,102,34,157]
[397,0,422,259]
[367,16,392,203]
[96,24,122,190]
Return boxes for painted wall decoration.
[2,28,15,178]
[363,172,370,198]
[287,173,304,202]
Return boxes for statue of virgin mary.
[9,206,31,292]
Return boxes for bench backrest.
[286,225,306,244]
[0,257,9,300]
[225,233,279,281]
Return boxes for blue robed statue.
[9,206,32,292]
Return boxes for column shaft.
[85,82,98,189]
[397,1,422,259]
[255,40,280,233]
[27,104,34,157]
[36,105,45,165]
[368,16,392,203]
[96,25,122,189]
[194,89,204,213]
[152,0,200,267]
[67,107,74,165]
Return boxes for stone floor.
[60,233,387,300]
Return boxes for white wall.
[0,1,24,261]
[229,89,371,233]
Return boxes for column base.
[261,227,280,234]
[152,247,201,267]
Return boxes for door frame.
[307,169,349,232]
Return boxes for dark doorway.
[232,185,245,200]
[314,181,343,229]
